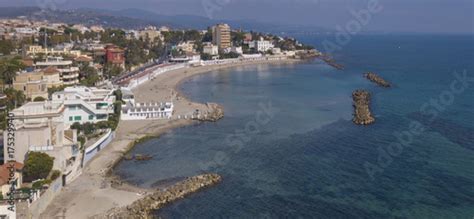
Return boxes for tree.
[0,57,25,85]
[23,152,54,182]
[33,96,46,102]
[79,66,100,86]
[0,40,14,55]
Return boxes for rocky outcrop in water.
[101,173,222,219]
[352,90,375,125]
[194,103,224,122]
[364,72,391,87]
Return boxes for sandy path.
[40,59,299,219]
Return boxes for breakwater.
[352,90,375,125]
[100,173,222,219]
[364,72,391,87]
[320,56,344,70]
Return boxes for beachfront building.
[120,88,173,120]
[248,38,274,53]
[52,86,116,126]
[212,23,231,50]
[35,57,80,86]
[121,102,174,120]
[203,43,219,56]
[3,101,79,171]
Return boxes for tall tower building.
[212,23,231,50]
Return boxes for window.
[69,116,73,121]
[96,114,107,120]
[74,116,82,121]
[89,115,94,120]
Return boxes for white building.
[120,88,173,120]
[4,101,79,171]
[249,38,274,52]
[203,43,219,56]
[52,86,116,126]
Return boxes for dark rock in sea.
[364,72,391,87]
[352,90,375,125]
[135,154,153,161]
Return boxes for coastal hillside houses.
[52,86,116,126]
[3,101,79,171]
[35,57,80,86]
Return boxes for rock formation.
[352,90,375,125]
[193,103,224,122]
[364,72,391,87]
[100,173,222,219]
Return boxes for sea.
[114,34,474,218]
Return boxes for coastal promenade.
[40,57,300,218]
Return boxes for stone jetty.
[193,103,224,122]
[352,90,375,125]
[100,173,222,219]
[320,56,344,70]
[364,72,391,87]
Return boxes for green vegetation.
[47,85,67,98]
[50,170,61,181]
[0,39,14,55]
[32,179,53,189]
[0,56,24,85]
[79,65,100,86]
[33,96,46,102]
[23,152,55,182]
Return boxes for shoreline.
[40,58,304,218]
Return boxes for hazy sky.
[1,0,473,33]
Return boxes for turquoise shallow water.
[114,34,474,218]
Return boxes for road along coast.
[40,58,301,219]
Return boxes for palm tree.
[0,57,24,85]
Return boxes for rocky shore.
[193,103,224,122]
[98,173,222,219]
[364,72,391,87]
[352,90,375,125]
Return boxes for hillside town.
[0,17,319,218]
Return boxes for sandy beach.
[39,58,301,218]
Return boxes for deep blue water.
[114,34,474,218]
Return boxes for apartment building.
[13,67,63,99]
[51,86,116,126]
[3,101,79,171]
[35,57,80,86]
[212,24,231,50]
